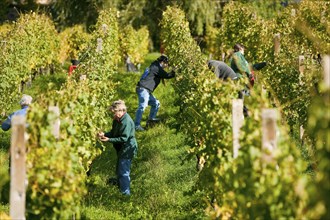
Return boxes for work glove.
[249,72,255,87]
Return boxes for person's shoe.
[148,118,161,122]
[146,118,161,128]
[135,125,145,131]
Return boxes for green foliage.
[24,8,121,218]
[295,1,330,55]
[52,0,101,29]
[161,1,236,196]
[0,152,9,202]
[299,87,330,219]
[0,23,13,38]
[261,2,326,152]
[204,25,220,57]
[207,93,306,219]
[161,5,308,219]
[0,12,60,114]
[216,1,266,60]
[243,0,288,19]
[181,0,218,36]
[79,8,121,80]
[119,25,150,65]
[215,1,327,171]
[26,103,86,219]
[58,25,91,63]
[216,1,328,132]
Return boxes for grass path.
[82,54,207,219]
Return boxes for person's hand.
[249,72,255,87]
[99,136,109,142]
[248,71,253,79]
[97,131,104,138]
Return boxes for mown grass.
[0,53,207,219]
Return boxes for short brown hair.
[109,100,127,112]
[233,43,245,52]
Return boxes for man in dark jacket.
[134,55,175,131]
[207,60,238,81]
[98,100,137,196]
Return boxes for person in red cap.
[68,59,79,76]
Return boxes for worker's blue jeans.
[134,87,160,127]
[117,159,132,195]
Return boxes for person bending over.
[134,55,175,131]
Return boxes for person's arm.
[156,66,175,79]
[253,62,267,71]
[108,122,131,143]
[104,130,113,138]
[1,114,12,131]
[104,121,115,138]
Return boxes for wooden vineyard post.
[101,24,108,34]
[232,99,244,158]
[262,109,277,163]
[48,106,60,140]
[300,125,305,140]
[18,82,23,93]
[26,75,32,88]
[299,55,305,85]
[274,34,280,56]
[10,115,26,220]
[323,55,330,89]
[96,38,103,52]
[298,55,305,138]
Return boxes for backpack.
[140,67,149,80]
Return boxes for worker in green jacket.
[98,100,138,196]
[230,43,253,80]
[230,43,254,116]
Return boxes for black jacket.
[137,60,175,92]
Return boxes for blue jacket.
[1,106,29,131]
